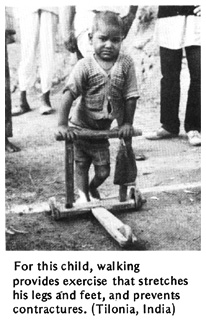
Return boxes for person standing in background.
[5,28,20,152]
[15,7,73,115]
[146,5,201,146]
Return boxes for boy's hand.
[55,126,77,141]
[118,124,134,139]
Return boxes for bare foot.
[74,190,90,206]
[89,185,101,200]
[12,104,31,116]
[39,104,53,115]
[5,138,20,152]
[74,197,90,206]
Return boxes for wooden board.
[49,196,137,220]
[91,207,137,247]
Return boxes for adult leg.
[39,11,57,114]
[184,46,201,146]
[18,12,40,114]
[5,41,20,152]
[184,46,201,133]
[160,47,182,134]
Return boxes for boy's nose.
[105,40,113,48]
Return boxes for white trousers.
[18,10,57,93]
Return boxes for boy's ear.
[88,32,93,45]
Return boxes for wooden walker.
[49,127,146,247]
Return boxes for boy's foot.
[187,130,201,146]
[74,190,90,206]
[89,185,101,200]
[74,197,89,206]
[145,127,178,140]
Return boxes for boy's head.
[89,11,123,62]
[92,10,123,35]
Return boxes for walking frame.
[49,127,146,247]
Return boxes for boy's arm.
[118,98,137,139]
[57,90,76,140]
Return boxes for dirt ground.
[5,15,201,251]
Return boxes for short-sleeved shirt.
[64,53,139,130]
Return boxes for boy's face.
[90,22,122,61]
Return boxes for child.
[57,11,139,203]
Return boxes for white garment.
[17,7,70,93]
[18,10,57,93]
[74,6,130,57]
[17,7,58,17]
[156,15,201,49]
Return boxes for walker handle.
[55,127,142,141]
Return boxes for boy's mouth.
[101,50,113,56]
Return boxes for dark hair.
[92,10,123,35]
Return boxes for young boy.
[57,11,139,203]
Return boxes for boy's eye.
[99,36,107,42]
[112,37,122,43]
[99,36,122,43]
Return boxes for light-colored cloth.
[17,7,70,93]
[65,53,139,128]
[18,10,57,93]
[74,6,130,56]
[17,7,58,17]
[155,15,201,49]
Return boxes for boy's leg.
[74,139,110,201]
[75,161,91,203]
[89,164,110,199]
[89,140,110,199]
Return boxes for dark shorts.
[74,139,110,166]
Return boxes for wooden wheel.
[129,188,146,210]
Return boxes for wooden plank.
[52,198,136,219]
[92,207,137,247]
